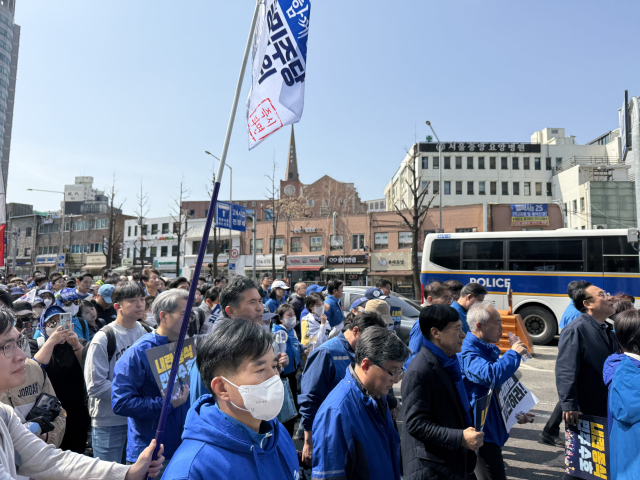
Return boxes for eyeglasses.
[62,299,81,307]
[1,335,27,358]
[375,364,405,381]
[585,292,611,301]
[45,318,59,328]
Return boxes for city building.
[366,199,387,212]
[0,0,18,192]
[5,203,40,278]
[63,176,109,214]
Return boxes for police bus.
[421,229,639,345]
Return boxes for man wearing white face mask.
[163,318,300,480]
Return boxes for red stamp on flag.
[248,98,283,142]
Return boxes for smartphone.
[59,313,72,331]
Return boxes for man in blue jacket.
[312,326,410,480]
[299,311,386,465]
[460,301,531,480]
[112,289,192,476]
[451,283,487,334]
[324,279,344,329]
[163,317,299,480]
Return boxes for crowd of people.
[0,267,638,479]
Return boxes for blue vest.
[319,332,354,383]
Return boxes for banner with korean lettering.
[247,0,311,149]
[565,415,609,480]
[496,375,539,433]
[510,204,549,226]
[146,337,196,400]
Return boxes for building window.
[422,157,428,169]
[513,182,520,195]
[467,157,474,169]
[547,182,552,196]
[330,235,343,251]
[478,157,485,169]
[162,223,169,234]
[512,157,519,170]
[433,181,439,194]
[127,248,131,258]
[310,236,322,252]
[444,156,451,169]
[151,224,158,235]
[490,157,496,169]
[501,157,508,170]
[433,156,439,169]
[89,243,102,253]
[172,245,179,257]
[490,182,497,195]
[535,183,542,196]
[444,181,451,195]
[399,231,413,249]
[352,234,365,250]
[64,222,70,232]
[73,220,89,231]
[150,246,157,257]
[291,237,302,253]
[502,182,509,195]
[142,225,148,235]
[250,239,263,254]
[479,182,486,195]
[534,157,541,170]
[270,238,284,253]
[421,181,429,194]
[71,244,88,254]
[522,157,529,170]
[128,226,131,237]
[545,157,552,170]
[24,248,30,256]
[374,233,389,249]
[306,199,314,207]
[25,227,32,237]
[37,247,43,255]
[455,156,462,169]
[467,181,474,195]
[161,246,168,257]
[90,219,109,230]
[580,197,585,212]
[524,182,531,196]
[134,226,138,236]
[573,200,577,213]
[556,157,563,166]
[456,181,462,195]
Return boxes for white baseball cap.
[271,280,289,290]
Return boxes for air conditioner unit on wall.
[594,224,608,229]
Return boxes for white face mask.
[313,306,324,317]
[45,326,57,337]
[222,375,284,421]
[63,304,79,317]
[283,316,296,329]
[43,298,53,307]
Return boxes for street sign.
[57,254,65,269]
[230,248,239,259]
[216,202,247,232]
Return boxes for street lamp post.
[27,188,65,274]
[426,122,444,232]
[205,151,233,276]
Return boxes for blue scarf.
[423,338,472,427]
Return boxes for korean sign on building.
[327,255,368,265]
[371,252,411,272]
[216,202,247,232]
[287,255,324,266]
[420,142,541,153]
[510,204,549,226]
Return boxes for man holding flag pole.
[147,0,312,477]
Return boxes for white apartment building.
[366,199,386,212]
[123,216,183,277]
[385,127,633,230]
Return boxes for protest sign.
[146,337,197,400]
[496,375,539,432]
[474,390,492,432]
[389,307,402,332]
[565,415,609,480]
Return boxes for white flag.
[246,0,311,149]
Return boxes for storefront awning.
[189,263,227,269]
[113,265,130,272]
[82,264,106,271]
[322,267,367,275]
[369,270,414,276]
[287,265,323,271]
[35,263,56,268]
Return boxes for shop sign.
[371,252,411,271]
[67,253,85,265]
[420,142,541,153]
[327,255,368,265]
[157,236,175,241]
[287,255,324,266]
[253,254,285,267]
[86,254,107,265]
[36,255,57,264]
[134,257,154,266]
[292,226,319,233]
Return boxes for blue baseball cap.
[306,284,326,296]
[350,296,368,311]
[364,287,385,300]
[98,284,115,304]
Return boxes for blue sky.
[7,0,640,216]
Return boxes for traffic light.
[119,243,125,259]
[103,237,109,254]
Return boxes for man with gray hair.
[452,282,487,334]
[312,326,410,480]
[112,289,193,477]
[459,301,531,480]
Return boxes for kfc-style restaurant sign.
[327,255,368,265]
[286,255,324,271]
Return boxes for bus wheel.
[518,306,557,345]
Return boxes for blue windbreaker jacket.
[451,301,469,334]
[312,367,401,480]
[273,324,301,375]
[604,353,640,480]
[299,332,354,431]
[265,297,284,313]
[111,331,190,462]
[325,295,344,328]
[559,301,581,330]
[162,395,299,480]
[459,332,521,448]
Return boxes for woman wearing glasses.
[38,288,91,342]
[31,305,90,454]
[0,304,166,480]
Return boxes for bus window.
[508,239,584,272]
[586,237,603,273]
[462,241,504,270]
[430,239,461,270]
[603,236,640,273]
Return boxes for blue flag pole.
[149,1,263,476]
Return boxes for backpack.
[80,320,152,372]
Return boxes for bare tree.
[133,179,150,271]
[393,143,436,299]
[205,170,222,280]
[170,173,191,277]
[104,172,125,269]
[264,159,282,279]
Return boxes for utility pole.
[426,121,444,232]
[248,213,257,282]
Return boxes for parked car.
[341,286,422,345]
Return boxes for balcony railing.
[552,156,625,175]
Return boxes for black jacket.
[556,313,620,417]
[401,346,476,480]
[288,294,305,321]
[91,299,117,325]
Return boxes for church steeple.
[285,125,299,181]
